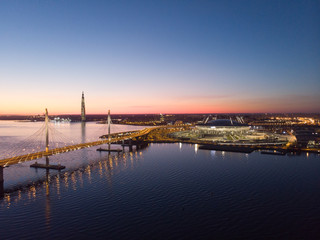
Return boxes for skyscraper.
[81,91,86,122]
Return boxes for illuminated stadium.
[195,119,250,136]
[170,118,295,144]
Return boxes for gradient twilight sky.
[1,0,319,115]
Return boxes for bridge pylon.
[30,109,65,170]
[96,109,123,153]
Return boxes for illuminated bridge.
[0,128,152,167]
[0,109,189,190]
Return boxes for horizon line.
[1,112,319,116]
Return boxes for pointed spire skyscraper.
[81,91,86,122]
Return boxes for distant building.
[81,91,86,122]
[160,113,165,122]
[174,120,183,125]
[294,129,319,147]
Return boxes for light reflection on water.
[1,148,144,209]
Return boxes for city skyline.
[1,0,319,115]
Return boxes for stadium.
[170,118,294,144]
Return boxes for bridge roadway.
[0,125,188,167]
[0,127,154,167]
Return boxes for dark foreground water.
[0,121,320,239]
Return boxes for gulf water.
[0,121,319,239]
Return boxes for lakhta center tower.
[81,91,86,122]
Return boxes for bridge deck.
[0,125,186,167]
[0,129,150,167]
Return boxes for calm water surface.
[0,121,320,239]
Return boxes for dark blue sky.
[1,0,319,114]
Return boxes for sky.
[0,0,319,115]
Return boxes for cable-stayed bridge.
[0,128,152,167]
[0,109,187,190]
[0,114,154,168]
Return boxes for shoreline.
[118,139,320,154]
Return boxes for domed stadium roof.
[203,119,247,127]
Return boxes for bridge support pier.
[0,166,3,183]
[128,139,133,151]
[121,144,133,152]
[30,156,65,170]
[0,166,4,198]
